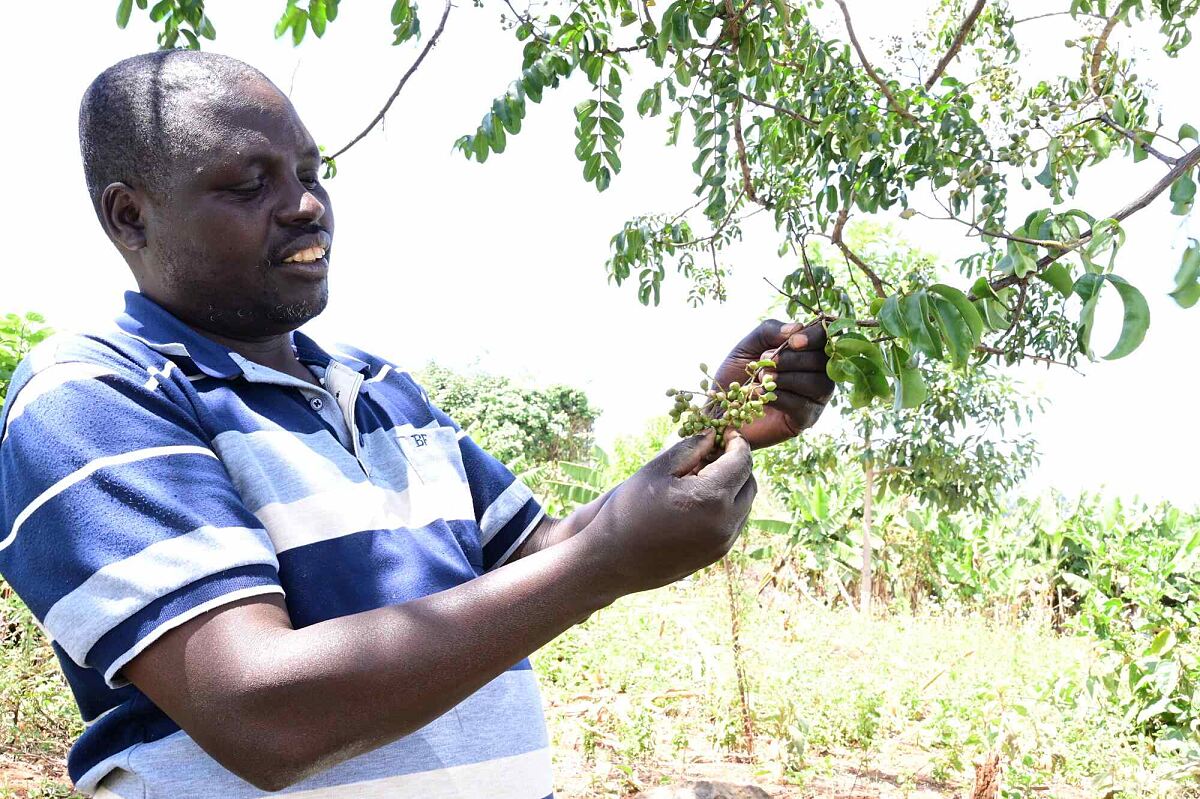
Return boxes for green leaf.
[1035,138,1059,189]
[929,294,974,367]
[1145,628,1177,658]
[1074,272,1104,358]
[599,117,623,139]
[832,336,886,370]
[1085,127,1111,159]
[1180,123,1199,142]
[574,99,598,121]
[878,295,905,339]
[900,292,943,360]
[584,153,601,181]
[895,365,927,410]
[1169,171,1196,215]
[596,166,612,192]
[291,11,308,45]
[117,0,134,29]
[150,0,171,22]
[309,2,326,37]
[970,276,999,301]
[929,284,984,344]
[1170,239,1200,308]
[976,298,1011,332]
[1037,262,1075,298]
[1102,275,1150,360]
[391,0,409,25]
[198,13,216,39]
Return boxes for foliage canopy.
[114,0,1200,413]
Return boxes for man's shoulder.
[9,327,173,389]
[1,328,182,433]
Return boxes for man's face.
[136,79,335,339]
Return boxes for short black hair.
[79,50,272,213]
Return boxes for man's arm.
[510,487,615,560]
[124,432,755,791]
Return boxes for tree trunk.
[860,454,875,616]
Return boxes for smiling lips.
[283,246,327,264]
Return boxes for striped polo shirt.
[0,292,553,798]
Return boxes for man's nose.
[278,186,326,226]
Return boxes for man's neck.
[196,327,320,387]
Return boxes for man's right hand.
[579,430,757,594]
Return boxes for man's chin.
[264,285,329,329]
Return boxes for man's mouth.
[283,246,327,264]
[277,231,333,266]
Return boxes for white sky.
[2,2,1197,505]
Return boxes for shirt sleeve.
[0,359,283,688]
[418,392,545,572]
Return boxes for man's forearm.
[154,533,620,790]
[511,486,618,559]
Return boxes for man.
[0,51,833,797]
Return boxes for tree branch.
[980,143,1200,296]
[1095,114,1179,166]
[736,91,817,125]
[830,208,888,297]
[1089,12,1122,101]
[834,0,921,124]
[924,0,987,91]
[324,0,453,162]
[732,111,772,209]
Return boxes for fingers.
[664,429,718,478]
[763,350,828,373]
[730,319,790,359]
[731,472,757,522]
[770,392,826,432]
[771,321,828,353]
[771,371,836,403]
[696,431,753,491]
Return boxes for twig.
[736,91,817,125]
[1013,11,1105,24]
[732,111,772,208]
[830,208,889,296]
[1089,13,1122,102]
[981,143,1200,296]
[976,345,1079,372]
[763,276,820,318]
[834,0,921,125]
[924,0,987,91]
[1096,114,1178,166]
[324,0,453,162]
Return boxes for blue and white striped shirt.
[0,292,553,798]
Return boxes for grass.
[1,568,1198,798]
[535,566,1199,799]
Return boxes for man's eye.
[228,179,264,194]
[300,175,320,189]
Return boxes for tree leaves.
[880,287,983,369]
[1170,239,1200,309]
[1169,170,1196,216]
[1074,273,1151,360]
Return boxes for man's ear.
[99,182,147,251]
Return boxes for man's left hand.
[711,319,835,450]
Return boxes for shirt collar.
[116,291,371,380]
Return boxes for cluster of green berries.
[666,359,779,446]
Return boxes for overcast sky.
[3,1,1197,505]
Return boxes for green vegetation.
[111,1,1200,413]
[415,362,600,480]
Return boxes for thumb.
[660,429,718,478]
[696,430,753,491]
